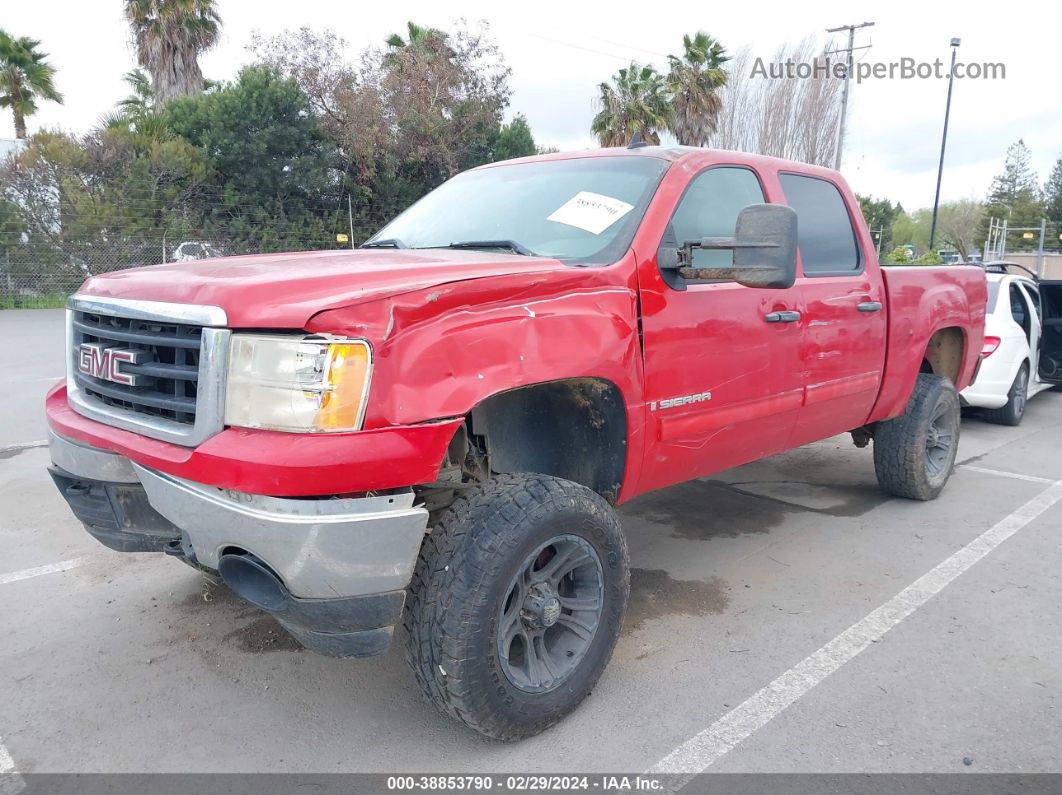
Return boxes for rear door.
[1036,280,1062,383]
[635,165,805,494]
[1016,280,1044,384]
[779,173,887,447]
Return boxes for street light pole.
[929,37,961,252]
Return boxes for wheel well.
[921,327,965,384]
[468,378,627,503]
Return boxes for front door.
[778,173,887,447]
[635,165,805,495]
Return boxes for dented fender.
[306,253,650,499]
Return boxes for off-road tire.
[982,364,1029,426]
[403,473,629,741]
[873,373,961,501]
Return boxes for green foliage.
[881,244,941,265]
[491,115,537,162]
[0,30,63,138]
[592,61,672,147]
[891,207,931,252]
[666,32,728,147]
[124,0,221,102]
[978,139,1045,251]
[1045,156,1062,229]
[857,194,899,254]
[882,245,911,264]
[0,20,555,304]
[165,66,343,252]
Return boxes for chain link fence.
[0,215,394,309]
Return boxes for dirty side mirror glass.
[659,203,798,289]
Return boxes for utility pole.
[929,38,961,251]
[347,194,355,250]
[826,21,875,170]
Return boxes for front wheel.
[873,373,961,501]
[404,473,629,741]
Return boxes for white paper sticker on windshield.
[547,191,634,235]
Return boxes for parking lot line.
[0,558,83,586]
[960,464,1054,485]
[0,736,25,795]
[647,478,1062,784]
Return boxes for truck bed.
[869,265,987,423]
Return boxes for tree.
[666,32,729,147]
[934,199,984,260]
[0,31,62,139]
[124,0,221,103]
[384,21,447,59]
[101,69,170,145]
[857,195,899,255]
[713,39,842,166]
[1044,156,1062,230]
[891,207,931,253]
[592,62,672,147]
[979,139,1044,251]
[251,22,514,223]
[0,128,209,281]
[491,114,537,162]
[165,66,342,251]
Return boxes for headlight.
[224,335,372,433]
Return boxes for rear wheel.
[404,473,629,741]
[873,373,960,501]
[982,364,1029,426]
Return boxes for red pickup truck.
[46,145,986,741]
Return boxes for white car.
[961,264,1062,425]
[172,241,223,262]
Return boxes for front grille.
[72,310,203,425]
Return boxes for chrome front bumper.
[48,430,429,599]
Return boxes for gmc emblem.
[77,343,147,386]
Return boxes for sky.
[4,0,1061,211]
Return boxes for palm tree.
[385,21,445,51]
[383,21,448,66]
[591,62,672,148]
[666,32,729,147]
[0,31,62,139]
[101,69,170,144]
[124,0,221,103]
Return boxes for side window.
[1010,283,1031,339]
[1020,283,1042,323]
[669,167,766,270]
[778,173,861,275]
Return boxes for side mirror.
[659,203,798,289]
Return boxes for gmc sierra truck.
[46,145,986,741]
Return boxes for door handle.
[857,301,882,312]
[764,310,801,323]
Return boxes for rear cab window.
[778,173,862,276]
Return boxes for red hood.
[77,248,570,327]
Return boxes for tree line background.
[2,3,1061,307]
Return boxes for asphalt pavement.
[0,308,1059,781]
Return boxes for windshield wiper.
[361,238,408,249]
[444,240,536,256]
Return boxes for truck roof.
[480,144,847,182]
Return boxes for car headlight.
[224,334,372,433]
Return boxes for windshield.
[366,156,669,264]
